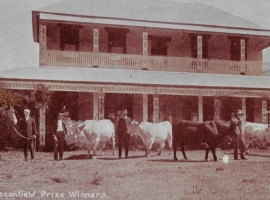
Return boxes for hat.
[237,109,244,115]
[123,109,128,114]
[24,109,31,113]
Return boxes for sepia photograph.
[1,0,270,199]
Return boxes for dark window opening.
[60,24,82,51]
[191,35,197,58]
[105,27,129,54]
[230,39,240,61]
[229,37,247,61]
[148,36,170,56]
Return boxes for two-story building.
[1,0,270,148]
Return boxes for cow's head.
[127,120,140,135]
[76,123,86,136]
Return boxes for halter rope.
[12,125,33,140]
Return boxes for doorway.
[105,93,133,119]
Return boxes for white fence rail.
[44,50,262,75]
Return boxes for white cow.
[77,119,116,159]
[127,120,172,157]
[244,122,269,151]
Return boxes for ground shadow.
[224,152,270,158]
[245,153,270,158]
[65,154,92,160]
[149,159,212,163]
[98,155,147,160]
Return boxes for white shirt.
[57,120,63,131]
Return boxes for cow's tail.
[111,128,116,155]
[167,122,173,155]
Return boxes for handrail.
[44,50,262,76]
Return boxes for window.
[148,36,170,56]
[60,24,82,51]
[230,39,240,61]
[106,27,129,54]
[229,37,247,61]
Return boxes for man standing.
[231,109,247,160]
[53,113,67,160]
[118,109,132,158]
[19,109,37,161]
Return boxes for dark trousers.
[233,136,246,159]
[23,139,35,160]
[54,131,65,160]
[118,134,131,158]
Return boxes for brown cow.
[173,120,236,161]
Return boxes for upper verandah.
[32,0,270,43]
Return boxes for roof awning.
[39,13,270,38]
[1,67,270,90]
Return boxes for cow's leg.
[205,148,210,161]
[145,145,151,158]
[100,142,105,156]
[173,145,178,161]
[168,138,173,156]
[112,136,116,156]
[86,143,92,159]
[210,147,217,162]
[157,142,165,156]
[146,147,151,158]
[173,140,179,160]
[181,146,188,160]
[92,140,99,160]
[143,140,151,157]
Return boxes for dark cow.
[0,107,17,127]
[173,120,236,161]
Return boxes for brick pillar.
[262,100,267,124]
[142,32,148,69]
[197,35,203,59]
[93,29,99,53]
[153,95,159,123]
[93,92,105,120]
[143,94,148,122]
[198,96,203,122]
[39,25,47,66]
[240,39,246,74]
[214,98,221,120]
[241,97,246,123]
[39,105,46,148]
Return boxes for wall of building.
[208,35,231,60]
[126,29,142,55]
[247,38,263,61]
[125,28,193,57]
[46,23,61,50]
[79,26,93,52]
[45,22,264,64]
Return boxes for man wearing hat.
[231,109,247,160]
[117,109,132,158]
[53,113,67,160]
[19,109,37,161]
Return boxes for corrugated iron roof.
[1,67,270,90]
[34,0,266,31]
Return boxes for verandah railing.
[44,50,262,75]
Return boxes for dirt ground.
[0,148,270,200]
